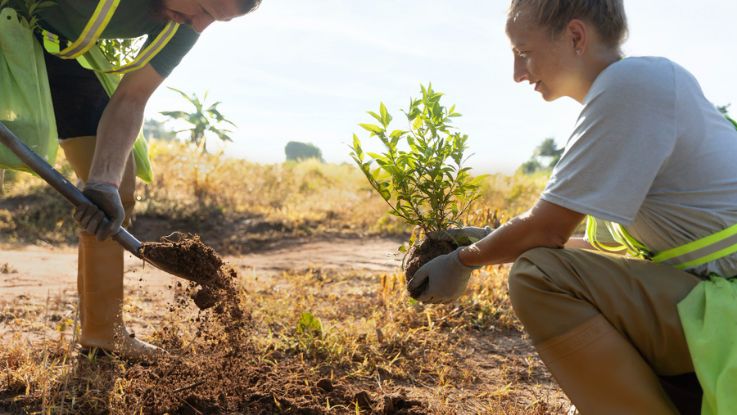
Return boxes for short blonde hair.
[509,0,628,48]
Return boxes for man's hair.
[239,0,262,14]
[508,0,628,48]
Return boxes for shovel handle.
[0,122,142,257]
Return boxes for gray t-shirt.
[542,57,737,277]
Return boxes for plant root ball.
[403,237,458,279]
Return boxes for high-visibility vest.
[586,216,737,272]
[41,0,179,74]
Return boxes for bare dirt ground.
[0,237,568,414]
[0,237,403,303]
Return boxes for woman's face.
[506,14,580,102]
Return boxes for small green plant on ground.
[350,84,484,276]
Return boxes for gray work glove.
[431,226,493,246]
[407,247,480,304]
[74,182,124,241]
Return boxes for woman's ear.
[567,19,588,55]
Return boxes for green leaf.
[297,312,323,337]
[359,123,385,135]
[368,111,383,124]
[379,102,393,126]
[726,114,737,130]
[389,130,404,139]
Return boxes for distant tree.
[518,137,563,174]
[535,137,564,168]
[160,87,236,153]
[285,141,323,162]
[143,118,177,141]
[518,159,542,175]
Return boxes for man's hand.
[407,247,479,304]
[75,182,124,240]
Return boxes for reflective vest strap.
[585,216,628,253]
[585,216,651,259]
[106,22,179,74]
[607,221,651,259]
[42,30,61,54]
[55,0,121,59]
[653,222,737,269]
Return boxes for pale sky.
[146,0,737,174]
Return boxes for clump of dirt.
[140,233,223,287]
[403,237,458,279]
[139,232,240,315]
[1,263,17,274]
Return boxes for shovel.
[0,121,204,283]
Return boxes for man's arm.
[74,65,164,240]
[458,199,585,266]
[88,64,164,186]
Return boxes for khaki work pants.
[508,247,702,414]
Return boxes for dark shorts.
[43,47,109,140]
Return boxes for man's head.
[505,0,627,102]
[158,0,261,33]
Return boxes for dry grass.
[0,140,547,246]
[0,264,566,414]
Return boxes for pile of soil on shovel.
[140,233,239,313]
[403,237,458,279]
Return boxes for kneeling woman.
[408,1,737,413]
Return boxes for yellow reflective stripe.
[42,30,61,54]
[673,242,737,270]
[106,22,179,74]
[653,222,737,264]
[608,222,651,259]
[585,216,628,253]
[56,0,120,59]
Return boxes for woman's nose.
[513,56,529,83]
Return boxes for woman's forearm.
[457,199,585,267]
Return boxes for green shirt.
[36,0,199,77]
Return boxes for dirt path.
[0,237,403,303]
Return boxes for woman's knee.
[508,247,561,314]
[508,248,602,343]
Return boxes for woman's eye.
[518,51,529,58]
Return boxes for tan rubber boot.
[536,315,679,415]
[60,136,163,361]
